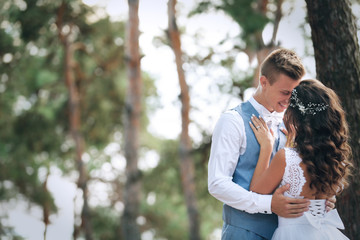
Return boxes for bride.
[249,79,352,240]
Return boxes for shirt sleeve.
[208,111,273,214]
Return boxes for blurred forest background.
[0,0,359,239]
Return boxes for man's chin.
[277,104,288,112]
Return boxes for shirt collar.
[248,97,284,127]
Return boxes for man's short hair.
[260,48,305,84]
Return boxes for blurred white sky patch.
[235,52,250,71]
[3,171,77,240]
[139,150,160,171]
[82,0,128,22]
[6,201,44,239]
[47,174,77,240]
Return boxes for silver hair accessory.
[289,89,329,115]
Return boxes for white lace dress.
[271,148,349,240]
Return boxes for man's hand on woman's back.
[271,184,310,218]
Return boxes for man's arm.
[209,112,310,216]
[208,111,272,214]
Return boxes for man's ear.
[259,75,268,88]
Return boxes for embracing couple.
[208,49,352,240]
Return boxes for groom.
[208,48,310,239]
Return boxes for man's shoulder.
[216,107,245,128]
[222,107,242,119]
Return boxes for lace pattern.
[280,148,327,217]
[280,148,306,198]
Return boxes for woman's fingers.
[251,115,267,131]
[251,115,260,128]
[249,118,261,136]
[280,127,288,136]
[258,116,268,129]
[250,115,275,149]
[249,120,256,131]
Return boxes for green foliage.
[0,0,126,236]
[13,112,59,152]
[142,140,188,239]
[36,70,58,88]
[11,0,54,42]
[220,0,269,42]
[73,17,128,148]
[0,0,160,238]
[192,136,224,238]
[0,220,25,240]
[91,206,122,240]
[141,138,223,239]
[191,0,270,49]
[0,29,15,55]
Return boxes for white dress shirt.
[208,97,284,214]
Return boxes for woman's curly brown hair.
[284,79,352,196]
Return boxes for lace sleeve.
[280,148,306,198]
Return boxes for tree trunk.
[42,171,50,240]
[121,0,142,239]
[251,0,282,87]
[305,0,360,238]
[56,3,92,239]
[65,39,93,240]
[167,1,201,240]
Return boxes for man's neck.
[253,89,273,113]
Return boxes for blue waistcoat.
[222,101,287,239]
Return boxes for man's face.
[261,73,301,113]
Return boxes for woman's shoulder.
[273,148,286,165]
[277,148,286,155]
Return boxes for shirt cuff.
[257,194,273,214]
